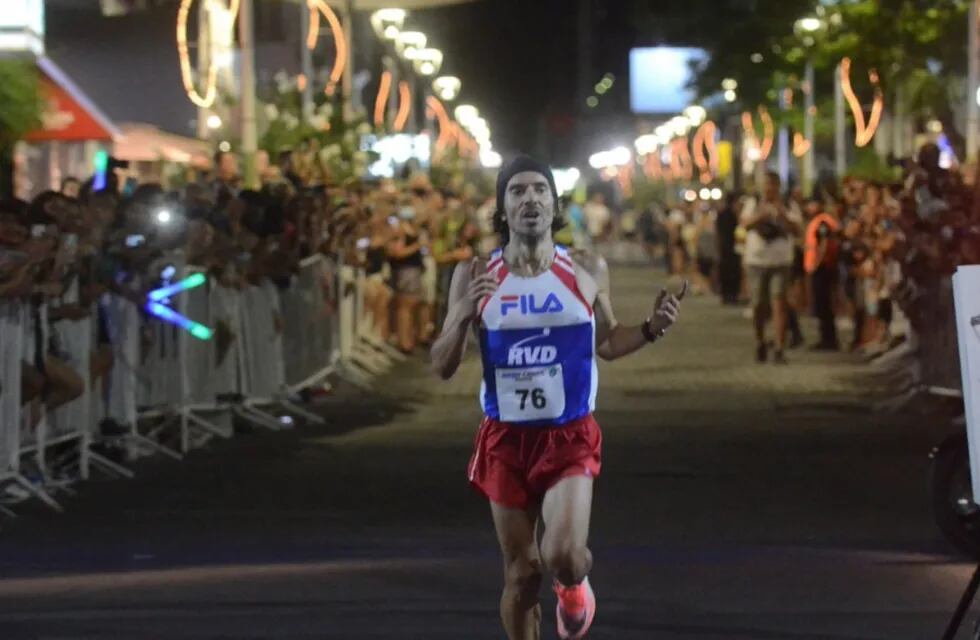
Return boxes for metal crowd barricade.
[175,265,235,451]
[334,264,391,388]
[919,277,963,397]
[1,249,400,517]
[0,299,56,514]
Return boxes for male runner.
[431,156,685,639]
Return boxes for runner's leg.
[491,501,543,640]
[540,475,593,586]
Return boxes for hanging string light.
[306,0,348,97]
[374,70,392,128]
[840,57,884,148]
[176,0,241,108]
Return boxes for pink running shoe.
[554,577,596,639]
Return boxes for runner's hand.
[463,258,497,321]
[649,280,687,335]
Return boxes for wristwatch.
[642,318,666,343]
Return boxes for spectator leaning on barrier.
[387,195,426,354]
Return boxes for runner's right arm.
[430,258,496,379]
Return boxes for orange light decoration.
[374,70,392,128]
[840,57,884,148]
[307,0,348,96]
[758,107,774,160]
[643,149,663,180]
[393,81,412,132]
[670,138,693,181]
[692,121,719,184]
[741,108,775,162]
[177,0,241,109]
[426,96,455,154]
[793,132,811,158]
[617,163,634,197]
[297,74,308,91]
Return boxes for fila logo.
[507,328,558,366]
[500,293,564,316]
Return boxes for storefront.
[14,55,118,199]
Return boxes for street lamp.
[433,75,461,101]
[412,47,443,77]
[455,104,479,127]
[395,31,427,58]
[370,9,406,40]
[683,105,707,126]
[796,16,822,32]
[794,15,825,195]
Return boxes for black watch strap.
[641,319,663,343]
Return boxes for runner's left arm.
[580,254,685,361]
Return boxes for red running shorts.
[467,413,602,510]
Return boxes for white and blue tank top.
[478,245,597,427]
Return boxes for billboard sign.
[629,47,708,115]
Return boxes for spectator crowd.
[3,139,978,455]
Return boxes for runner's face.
[504,171,554,240]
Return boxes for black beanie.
[495,155,559,215]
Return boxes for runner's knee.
[503,555,542,602]
[541,541,589,578]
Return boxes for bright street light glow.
[724,90,737,102]
[751,52,764,64]
[683,105,707,126]
[699,188,711,200]
[589,147,631,169]
[634,134,658,155]
[454,104,479,127]
[721,78,738,91]
[395,31,426,57]
[797,17,822,32]
[412,48,443,76]
[553,167,581,196]
[609,146,631,166]
[684,190,697,202]
[669,115,691,136]
[218,141,231,152]
[206,114,222,129]
[480,148,502,168]
[711,188,723,200]
[433,75,461,101]
[156,209,173,224]
[371,9,406,42]
[586,96,599,108]
[374,8,407,22]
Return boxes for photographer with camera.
[740,172,802,364]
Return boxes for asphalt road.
[0,265,973,639]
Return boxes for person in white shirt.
[740,172,802,364]
[582,192,611,244]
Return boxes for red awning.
[23,56,119,143]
